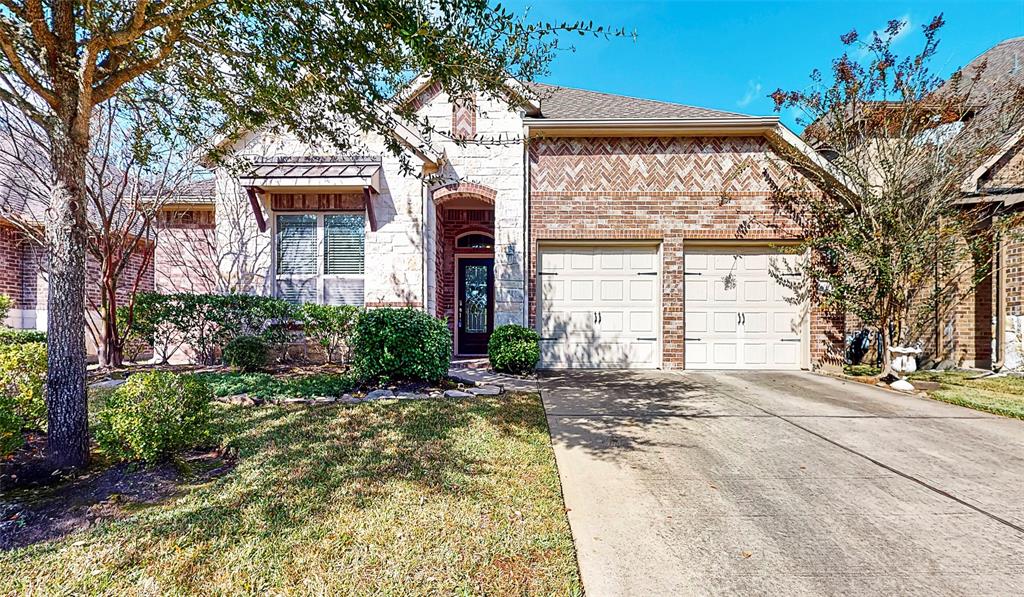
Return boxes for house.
[949,37,1024,370]
[148,77,846,371]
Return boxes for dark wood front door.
[457,257,494,355]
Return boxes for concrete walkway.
[540,370,1024,597]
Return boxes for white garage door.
[684,246,806,370]
[538,245,660,368]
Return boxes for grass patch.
[910,370,1024,420]
[0,394,581,595]
[843,364,881,377]
[193,371,359,400]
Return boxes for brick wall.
[155,208,219,293]
[434,208,494,337]
[528,135,842,370]
[0,222,25,308]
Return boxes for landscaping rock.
[218,394,260,407]
[444,389,474,399]
[364,389,394,401]
[339,394,360,404]
[469,385,502,396]
[89,379,126,391]
[396,392,429,400]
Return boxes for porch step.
[450,357,490,370]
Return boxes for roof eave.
[524,116,781,136]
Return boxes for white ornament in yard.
[888,346,922,392]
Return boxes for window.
[456,233,494,249]
[324,214,365,274]
[276,214,317,275]
[274,212,365,305]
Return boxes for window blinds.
[324,214,365,275]
[276,214,317,275]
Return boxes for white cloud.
[737,80,762,108]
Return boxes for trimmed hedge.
[488,324,540,375]
[352,308,451,383]
[95,372,213,463]
[0,329,46,345]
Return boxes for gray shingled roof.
[950,36,1024,108]
[525,82,754,121]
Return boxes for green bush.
[222,335,268,372]
[0,342,47,430]
[0,402,22,457]
[95,372,213,463]
[0,329,47,345]
[299,304,361,362]
[488,324,540,375]
[352,308,451,384]
[0,294,12,323]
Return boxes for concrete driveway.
[540,370,1024,596]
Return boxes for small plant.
[299,304,361,362]
[0,342,47,430]
[488,324,540,375]
[0,294,12,323]
[95,372,213,463]
[0,400,24,457]
[222,335,268,372]
[0,329,47,345]
[352,308,451,383]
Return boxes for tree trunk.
[98,263,124,368]
[879,323,894,379]
[45,129,90,470]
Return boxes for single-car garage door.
[537,244,660,368]
[684,246,806,370]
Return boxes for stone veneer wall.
[527,135,844,370]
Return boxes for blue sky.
[504,0,1024,129]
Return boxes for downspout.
[522,124,531,327]
[422,173,429,315]
[994,227,1007,370]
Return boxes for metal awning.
[240,157,382,232]
[238,157,382,192]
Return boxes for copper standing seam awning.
[238,157,383,232]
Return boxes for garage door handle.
[685,337,702,341]
[637,272,658,276]
[781,338,801,342]
[684,271,702,276]
[637,337,657,341]
[538,271,558,276]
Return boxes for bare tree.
[767,16,1024,377]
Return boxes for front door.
[457,257,494,355]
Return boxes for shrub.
[222,335,268,372]
[0,402,22,457]
[95,372,213,463]
[0,294,12,323]
[488,324,540,375]
[0,329,47,345]
[352,308,451,383]
[0,342,47,430]
[299,304,361,362]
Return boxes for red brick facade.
[527,135,844,370]
[155,208,219,294]
[0,222,27,309]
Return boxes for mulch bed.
[1,443,235,551]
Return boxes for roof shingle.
[524,82,755,121]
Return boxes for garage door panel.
[685,246,805,370]
[599,279,624,301]
[687,279,709,302]
[629,279,656,301]
[538,245,660,369]
[713,311,738,333]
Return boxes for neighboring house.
[923,37,1024,371]
[149,77,846,371]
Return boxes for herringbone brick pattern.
[528,136,783,194]
[451,95,476,140]
[528,135,842,370]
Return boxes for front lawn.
[193,369,360,400]
[910,370,1024,420]
[0,394,581,595]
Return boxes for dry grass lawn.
[0,393,581,595]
